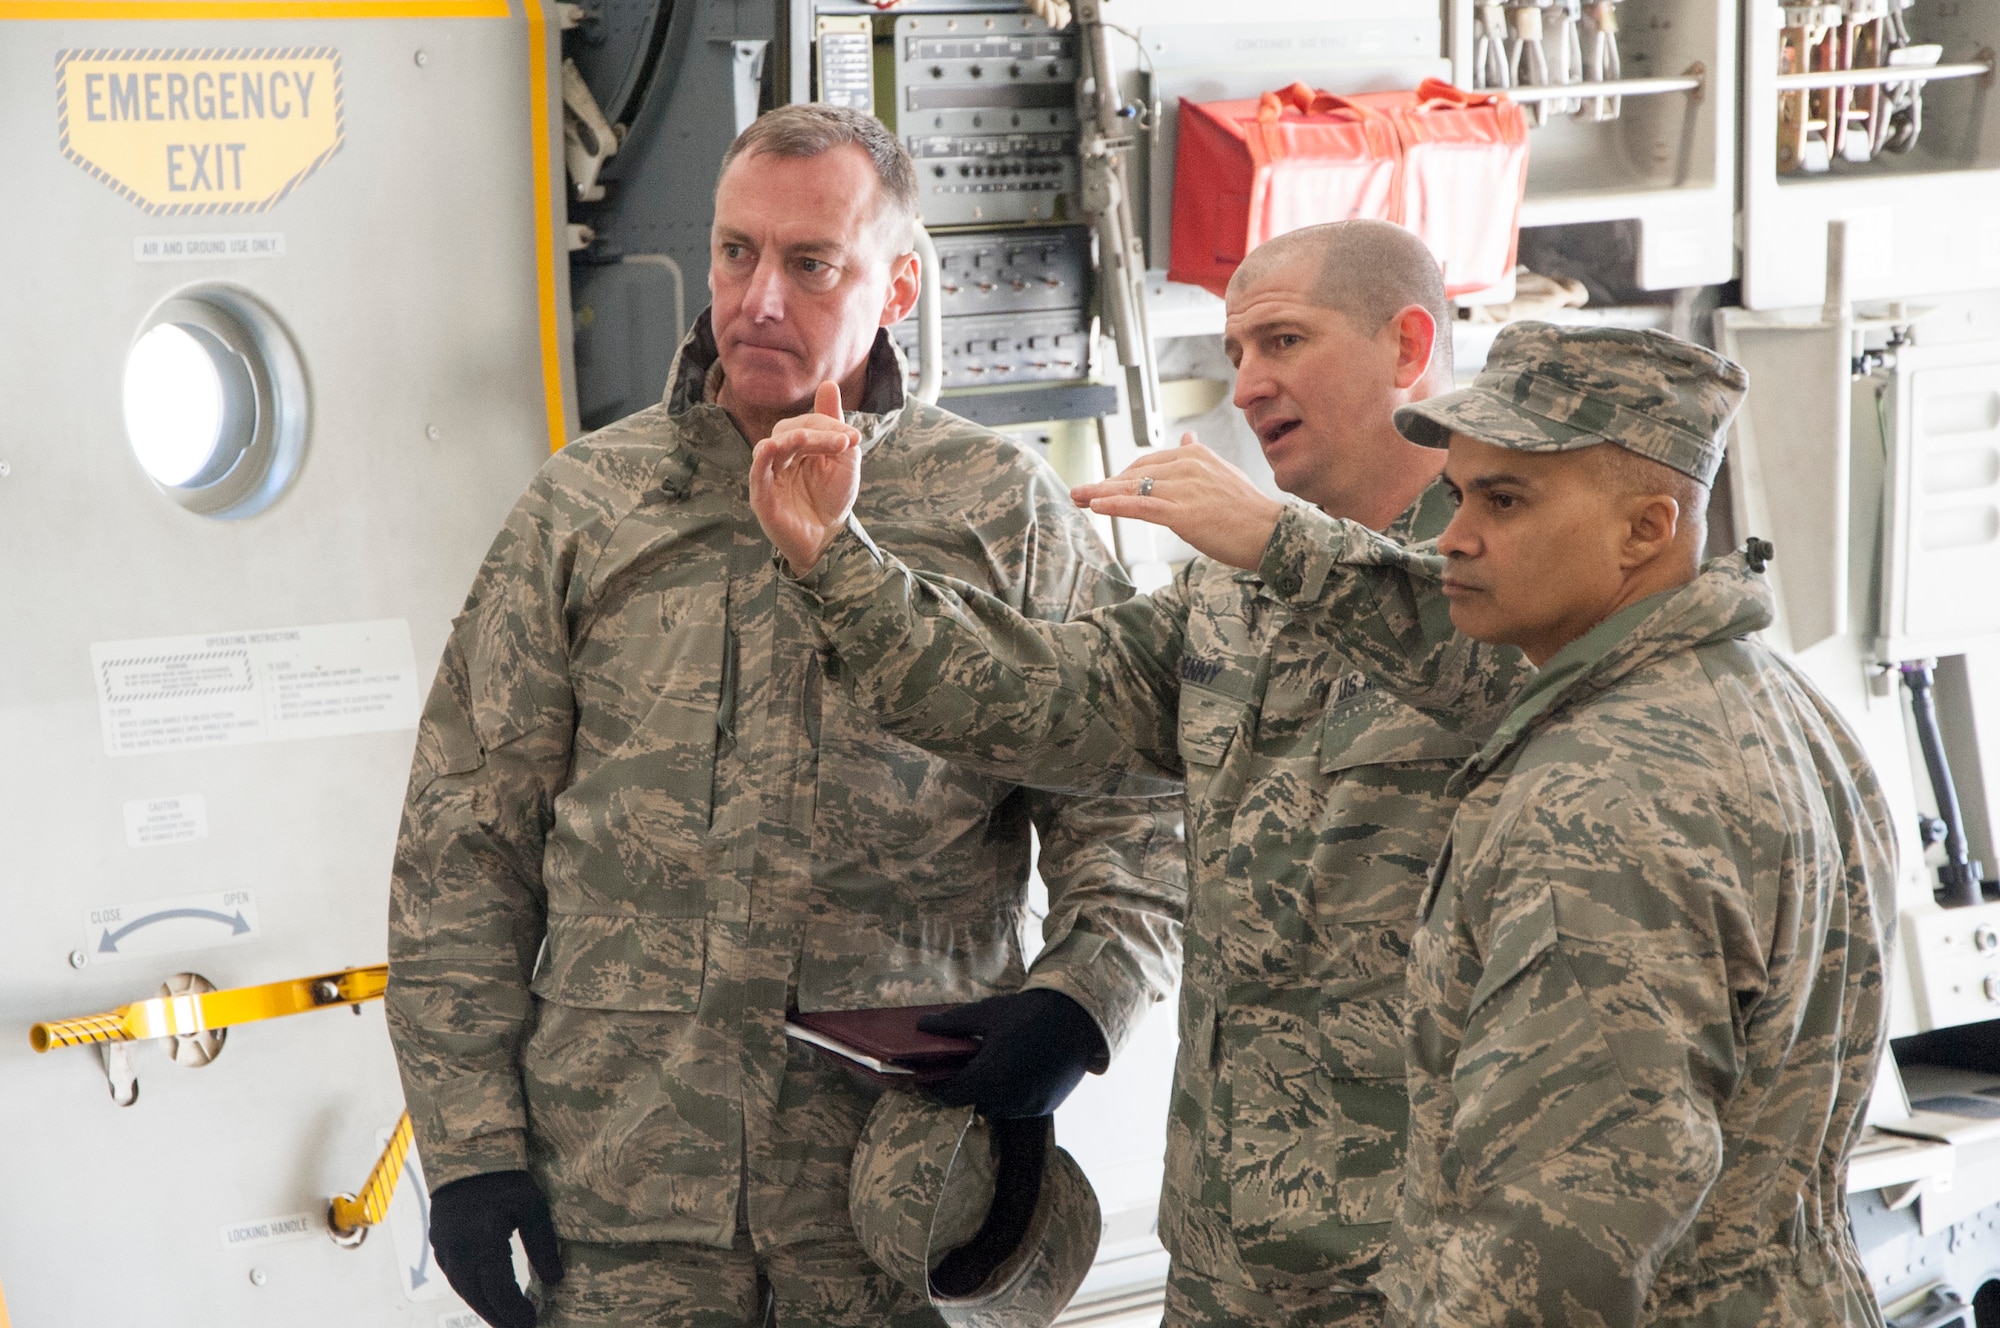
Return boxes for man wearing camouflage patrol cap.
[1086,319,1900,1324]
[749,219,1534,1327]
[383,103,1184,1328]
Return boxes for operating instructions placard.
[90,619,420,756]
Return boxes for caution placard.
[56,47,343,215]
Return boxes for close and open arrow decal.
[98,907,253,954]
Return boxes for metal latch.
[29,963,389,1104]
[328,1111,416,1248]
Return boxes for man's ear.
[1622,491,1683,569]
[1391,304,1438,391]
[880,248,921,327]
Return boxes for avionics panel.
[894,224,1095,393]
[892,11,1081,226]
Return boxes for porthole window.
[122,285,308,518]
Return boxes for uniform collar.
[1460,546,1777,779]
[1385,474,1458,546]
[660,308,912,438]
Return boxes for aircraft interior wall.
[7,1,2000,1324]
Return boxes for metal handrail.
[1773,59,1991,93]
[621,254,687,349]
[1503,74,1703,103]
[911,224,943,406]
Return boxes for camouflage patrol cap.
[1393,321,1749,484]
[850,1091,1101,1328]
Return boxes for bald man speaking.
[750,220,1530,1328]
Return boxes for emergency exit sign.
[55,47,343,215]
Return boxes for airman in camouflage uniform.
[1249,323,1899,1324]
[753,222,1534,1326]
[386,106,1182,1328]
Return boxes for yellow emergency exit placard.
[56,48,343,214]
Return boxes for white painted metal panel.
[0,9,558,1325]
[1879,345,2000,659]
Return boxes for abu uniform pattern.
[1391,321,1751,484]
[1260,505,1896,1326]
[385,318,1185,1256]
[536,1231,938,1328]
[793,479,1529,1325]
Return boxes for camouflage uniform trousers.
[537,1228,944,1328]
[1162,1256,1384,1328]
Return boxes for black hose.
[1901,660,1986,908]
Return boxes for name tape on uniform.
[56,48,343,215]
[90,618,420,758]
[85,888,257,964]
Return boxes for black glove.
[917,989,1107,1119]
[929,1116,1050,1298]
[429,1169,564,1328]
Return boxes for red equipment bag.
[1167,83,1402,297]
[1370,78,1530,297]
[1168,78,1529,299]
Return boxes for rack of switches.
[890,225,1095,391]
[817,7,1097,410]
[892,10,1082,228]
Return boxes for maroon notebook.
[785,1004,979,1087]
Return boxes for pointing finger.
[1073,472,1164,505]
[1085,495,1174,523]
[814,380,843,420]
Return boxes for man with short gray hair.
[385,103,1184,1328]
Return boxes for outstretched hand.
[1071,432,1285,570]
[750,381,864,576]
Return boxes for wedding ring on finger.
[1137,476,1154,497]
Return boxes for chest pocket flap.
[1178,684,1246,766]
[531,913,707,1011]
[1320,687,1479,773]
[1465,884,1559,1018]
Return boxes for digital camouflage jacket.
[792,479,1527,1305]
[385,317,1184,1247]
[1258,505,1897,1327]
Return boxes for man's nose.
[1231,351,1273,411]
[1437,508,1476,559]
[744,257,786,322]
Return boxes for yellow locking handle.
[328,1110,415,1243]
[28,964,388,1053]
